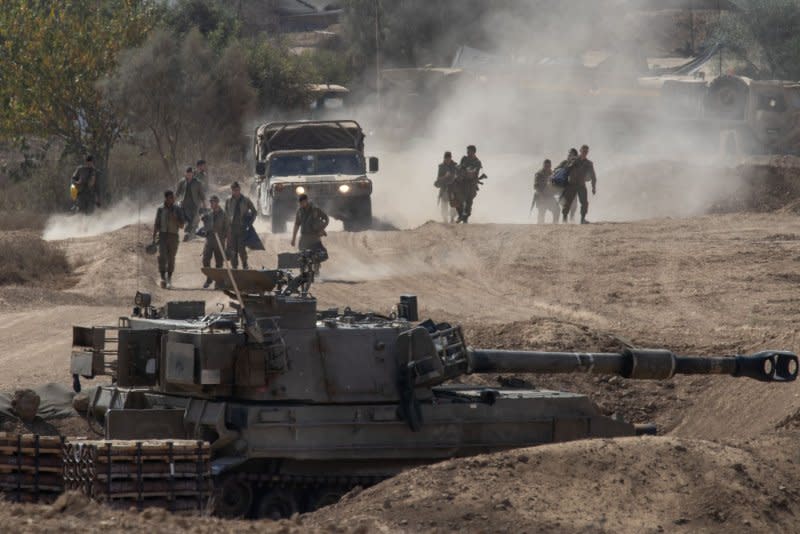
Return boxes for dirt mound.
[0,491,319,533]
[0,231,71,287]
[714,156,800,213]
[60,223,161,301]
[307,436,800,533]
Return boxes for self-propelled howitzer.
[69,269,797,519]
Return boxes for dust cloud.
[43,198,156,241]
[355,3,742,229]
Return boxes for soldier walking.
[434,151,458,223]
[532,159,560,224]
[455,145,483,223]
[291,194,329,252]
[70,155,100,214]
[153,190,185,289]
[201,195,229,289]
[554,148,579,222]
[176,166,206,241]
[225,181,257,269]
[560,144,596,224]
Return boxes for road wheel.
[307,486,347,511]
[255,488,299,520]
[213,476,253,518]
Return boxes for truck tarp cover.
[258,121,364,152]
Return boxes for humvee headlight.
[769,98,777,108]
[338,184,351,193]
[295,186,305,195]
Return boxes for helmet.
[70,183,78,201]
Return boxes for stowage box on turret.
[70,267,798,519]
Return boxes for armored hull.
[71,269,797,518]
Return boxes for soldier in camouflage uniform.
[434,151,458,223]
[70,155,100,214]
[176,166,206,241]
[554,148,579,222]
[194,159,208,186]
[532,159,560,224]
[225,182,257,269]
[291,194,329,252]
[454,145,483,223]
[152,190,185,289]
[201,195,229,289]
[560,145,597,224]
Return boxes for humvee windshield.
[270,153,363,177]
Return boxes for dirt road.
[2,190,800,531]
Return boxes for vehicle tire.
[255,488,299,520]
[704,75,748,121]
[271,210,286,234]
[213,476,253,518]
[343,197,372,232]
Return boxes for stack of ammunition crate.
[63,439,211,511]
[0,433,64,503]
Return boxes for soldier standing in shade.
[176,166,206,241]
[561,144,597,224]
[434,151,458,223]
[194,159,208,186]
[532,159,560,224]
[291,194,329,252]
[455,145,483,223]
[71,155,100,214]
[201,195,229,289]
[225,181,257,269]
[152,190,185,289]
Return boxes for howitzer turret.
[68,268,797,519]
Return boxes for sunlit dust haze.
[345,1,746,229]
[43,198,157,240]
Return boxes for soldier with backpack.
[553,148,578,222]
[531,159,560,224]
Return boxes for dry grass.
[0,232,71,286]
[0,212,48,231]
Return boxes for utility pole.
[689,0,695,54]
[375,0,381,112]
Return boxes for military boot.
[203,278,212,289]
[160,272,166,289]
[165,274,172,289]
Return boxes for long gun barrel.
[466,348,798,382]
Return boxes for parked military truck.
[253,120,379,233]
[69,264,798,519]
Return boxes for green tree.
[106,29,255,178]
[243,37,315,112]
[715,0,800,79]
[164,0,240,51]
[0,1,158,177]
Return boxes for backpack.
[550,167,569,188]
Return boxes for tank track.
[214,471,389,519]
